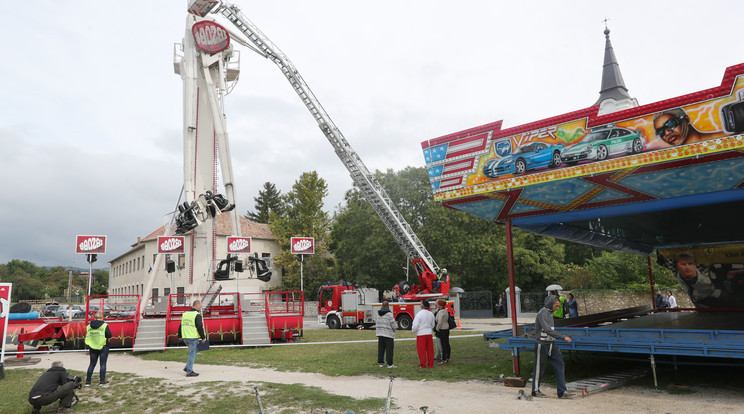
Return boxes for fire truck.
[187,1,452,327]
[317,282,453,330]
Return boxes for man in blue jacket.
[532,295,577,399]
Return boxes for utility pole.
[67,269,73,301]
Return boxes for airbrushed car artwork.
[560,125,645,165]
[482,141,564,177]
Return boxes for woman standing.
[567,294,578,318]
[434,299,451,365]
[85,311,112,385]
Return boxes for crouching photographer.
[28,361,80,414]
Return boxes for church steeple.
[593,23,638,114]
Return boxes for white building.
[108,214,283,301]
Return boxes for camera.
[721,90,744,134]
[66,374,82,390]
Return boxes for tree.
[269,172,333,297]
[245,182,283,224]
[330,189,407,290]
[330,166,573,295]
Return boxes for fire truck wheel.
[397,314,413,330]
[327,315,341,329]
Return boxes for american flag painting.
[422,131,492,191]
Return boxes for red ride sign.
[227,236,251,253]
[158,236,185,254]
[75,235,107,254]
[192,20,230,54]
[290,237,315,255]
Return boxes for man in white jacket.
[411,299,435,368]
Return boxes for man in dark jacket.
[28,361,76,414]
[85,311,113,386]
[655,289,668,309]
[179,300,206,377]
[532,295,577,399]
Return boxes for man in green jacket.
[179,300,206,377]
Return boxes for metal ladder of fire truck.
[210,2,440,274]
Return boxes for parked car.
[111,305,137,318]
[560,125,644,165]
[55,305,84,319]
[87,304,113,318]
[41,304,61,317]
[483,141,564,177]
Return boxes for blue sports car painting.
[483,142,564,178]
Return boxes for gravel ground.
[6,317,744,413]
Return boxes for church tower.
[593,24,639,115]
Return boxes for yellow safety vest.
[181,310,200,339]
[85,322,108,350]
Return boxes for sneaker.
[387,364,397,368]
[99,380,110,386]
[186,371,199,377]
[85,381,91,387]
[559,392,578,399]
[183,367,188,372]
[532,390,548,398]
[378,363,384,368]
[439,361,446,365]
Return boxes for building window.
[261,253,272,268]
[152,288,159,303]
[177,287,185,305]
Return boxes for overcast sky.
[1,1,742,268]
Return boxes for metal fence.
[459,291,492,318]
[519,291,546,314]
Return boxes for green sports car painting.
[560,125,645,165]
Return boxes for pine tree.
[245,182,283,223]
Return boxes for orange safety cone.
[456,319,462,331]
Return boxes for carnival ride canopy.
[421,63,744,256]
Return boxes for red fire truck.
[317,282,454,330]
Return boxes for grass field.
[2,329,742,413]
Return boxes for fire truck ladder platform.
[566,367,648,397]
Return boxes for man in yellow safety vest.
[179,300,206,377]
[85,311,112,386]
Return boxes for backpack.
[447,314,457,330]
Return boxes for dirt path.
[10,351,743,414]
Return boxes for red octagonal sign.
[192,20,230,54]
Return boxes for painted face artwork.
[654,114,689,145]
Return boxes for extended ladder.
[210,2,439,274]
